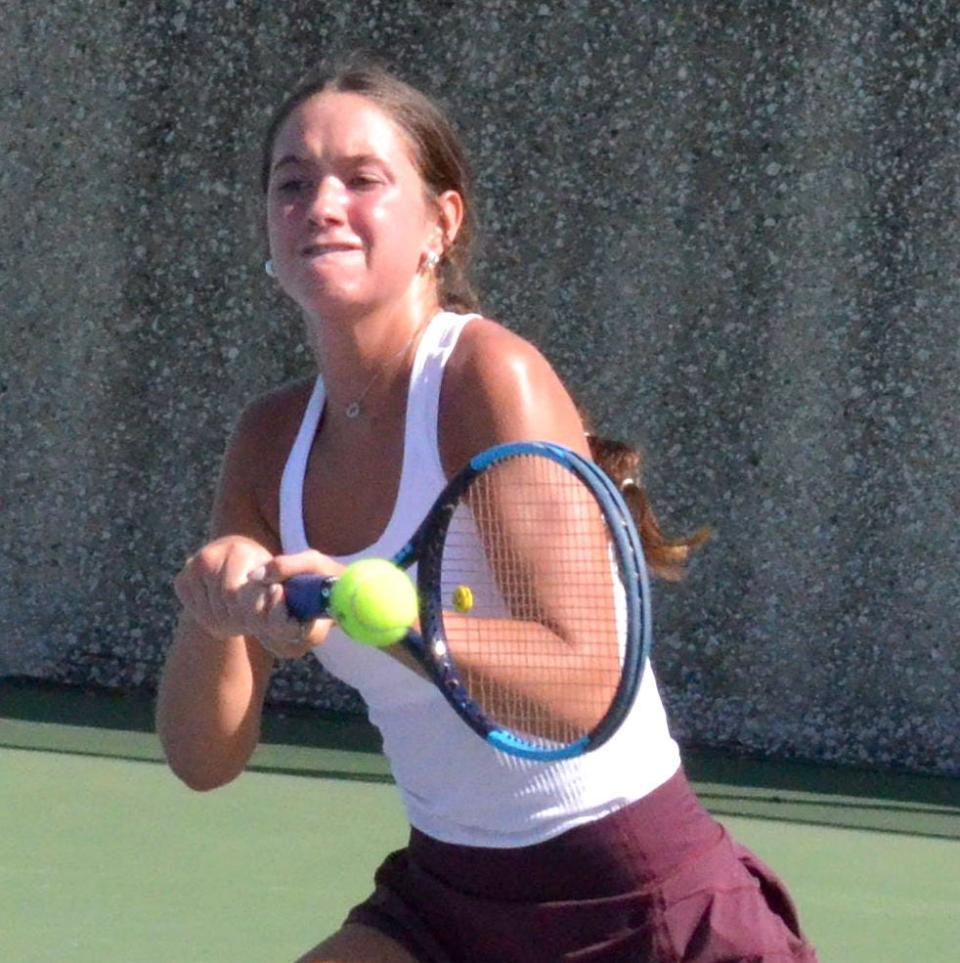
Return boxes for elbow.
[168,761,238,793]
[165,755,242,793]
[159,734,244,793]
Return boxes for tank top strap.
[396,310,478,514]
[279,311,478,559]
[279,376,325,554]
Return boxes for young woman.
[157,63,817,963]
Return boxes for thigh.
[294,923,422,963]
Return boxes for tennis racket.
[285,441,651,761]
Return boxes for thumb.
[254,550,344,585]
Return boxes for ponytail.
[585,431,710,582]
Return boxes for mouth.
[301,242,363,258]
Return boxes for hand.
[174,537,342,660]
[249,550,346,659]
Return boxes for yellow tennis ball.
[452,584,474,613]
[329,559,417,647]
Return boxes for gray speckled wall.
[2,1,958,775]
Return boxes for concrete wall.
[2,0,958,775]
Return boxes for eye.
[275,178,309,195]
[348,170,385,190]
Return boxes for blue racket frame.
[285,441,652,762]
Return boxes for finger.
[259,635,312,660]
[174,540,276,640]
[298,618,331,648]
[173,564,196,610]
[221,549,268,592]
[261,585,331,654]
[228,578,270,637]
[175,548,232,635]
[263,583,307,639]
[203,564,236,637]
[258,600,316,659]
[222,554,274,636]
[174,557,207,610]
[174,561,222,634]
[174,576,207,629]
[259,550,345,584]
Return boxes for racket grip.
[284,574,336,622]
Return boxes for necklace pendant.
[345,401,361,419]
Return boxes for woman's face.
[265,91,441,318]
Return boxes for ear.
[433,189,464,252]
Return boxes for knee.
[293,923,419,963]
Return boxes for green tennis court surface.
[2,679,958,962]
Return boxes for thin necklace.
[343,320,429,419]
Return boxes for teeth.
[305,245,355,255]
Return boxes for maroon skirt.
[345,767,818,962]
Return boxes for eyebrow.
[271,154,306,175]
[270,152,389,175]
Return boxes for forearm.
[440,614,621,739]
[156,614,273,791]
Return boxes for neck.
[308,297,440,422]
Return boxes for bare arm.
[156,388,338,790]
[438,318,590,475]
[156,612,275,791]
[432,320,623,740]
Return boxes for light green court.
[2,680,957,962]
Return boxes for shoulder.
[447,316,548,376]
[443,317,563,417]
[439,317,589,474]
[233,377,316,442]
[210,377,316,545]
[223,377,316,475]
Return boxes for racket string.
[439,455,626,748]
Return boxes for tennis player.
[157,61,818,962]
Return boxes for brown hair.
[261,60,480,313]
[586,431,710,582]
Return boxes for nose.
[307,176,347,226]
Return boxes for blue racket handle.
[284,574,336,622]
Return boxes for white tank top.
[280,310,681,847]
